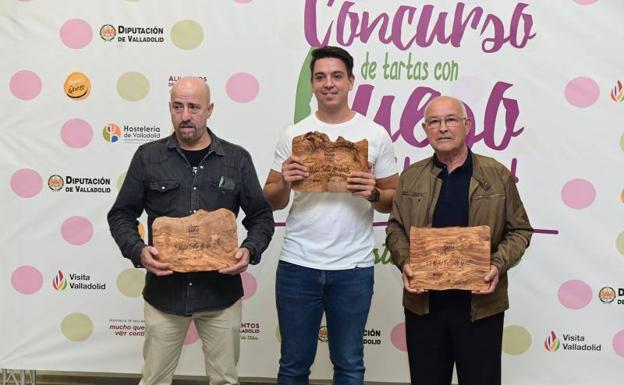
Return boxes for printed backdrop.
[1,1,623,384]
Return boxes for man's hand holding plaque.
[408,225,491,292]
[151,208,239,273]
[291,131,368,192]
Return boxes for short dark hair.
[310,46,354,80]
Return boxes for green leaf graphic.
[293,48,314,124]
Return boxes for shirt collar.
[166,127,225,156]
[432,147,472,175]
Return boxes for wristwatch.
[367,187,380,203]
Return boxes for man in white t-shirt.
[264,46,398,385]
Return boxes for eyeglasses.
[424,115,466,129]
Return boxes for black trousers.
[405,307,504,385]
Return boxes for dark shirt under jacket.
[430,150,473,309]
[108,129,275,315]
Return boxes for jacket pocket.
[470,192,505,233]
[401,191,425,208]
[206,177,238,209]
[399,191,428,226]
[146,179,180,210]
[472,193,505,200]
[401,191,424,200]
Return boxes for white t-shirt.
[271,112,397,270]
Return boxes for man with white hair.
[386,96,533,385]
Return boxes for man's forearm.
[263,178,291,210]
[108,212,145,267]
[241,206,275,264]
[371,188,396,213]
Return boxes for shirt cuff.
[240,242,259,265]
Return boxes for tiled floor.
[4,371,280,385]
[4,370,405,385]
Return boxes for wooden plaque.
[291,131,368,192]
[152,208,239,272]
[409,225,491,291]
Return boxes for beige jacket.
[386,152,533,321]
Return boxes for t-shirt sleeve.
[270,126,293,172]
[373,128,398,179]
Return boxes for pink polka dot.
[11,266,43,295]
[241,272,257,300]
[613,330,624,358]
[561,178,596,209]
[10,168,43,198]
[226,73,259,103]
[564,77,600,108]
[9,70,42,100]
[574,0,598,4]
[61,119,93,148]
[59,19,92,49]
[184,321,199,345]
[61,216,94,245]
[390,323,407,352]
[558,280,592,310]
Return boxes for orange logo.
[318,325,328,342]
[598,286,616,304]
[100,24,116,41]
[64,72,91,100]
[48,174,64,191]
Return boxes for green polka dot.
[502,325,532,355]
[117,72,150,101]
[616,232,624,256]
[171,20,203,50]
[61,313,93,342]
[275,326,281,343]
[116,171,127,191]
[116,269,145,297]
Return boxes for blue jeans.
[275,260,374,385]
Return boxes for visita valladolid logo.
[611,80,624,103]
[103,122,162,144]
[52,270,68,291]
[52,270,106,291]
[99,24,165,43]
[544,331,601,353]
[47,174,112,193]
